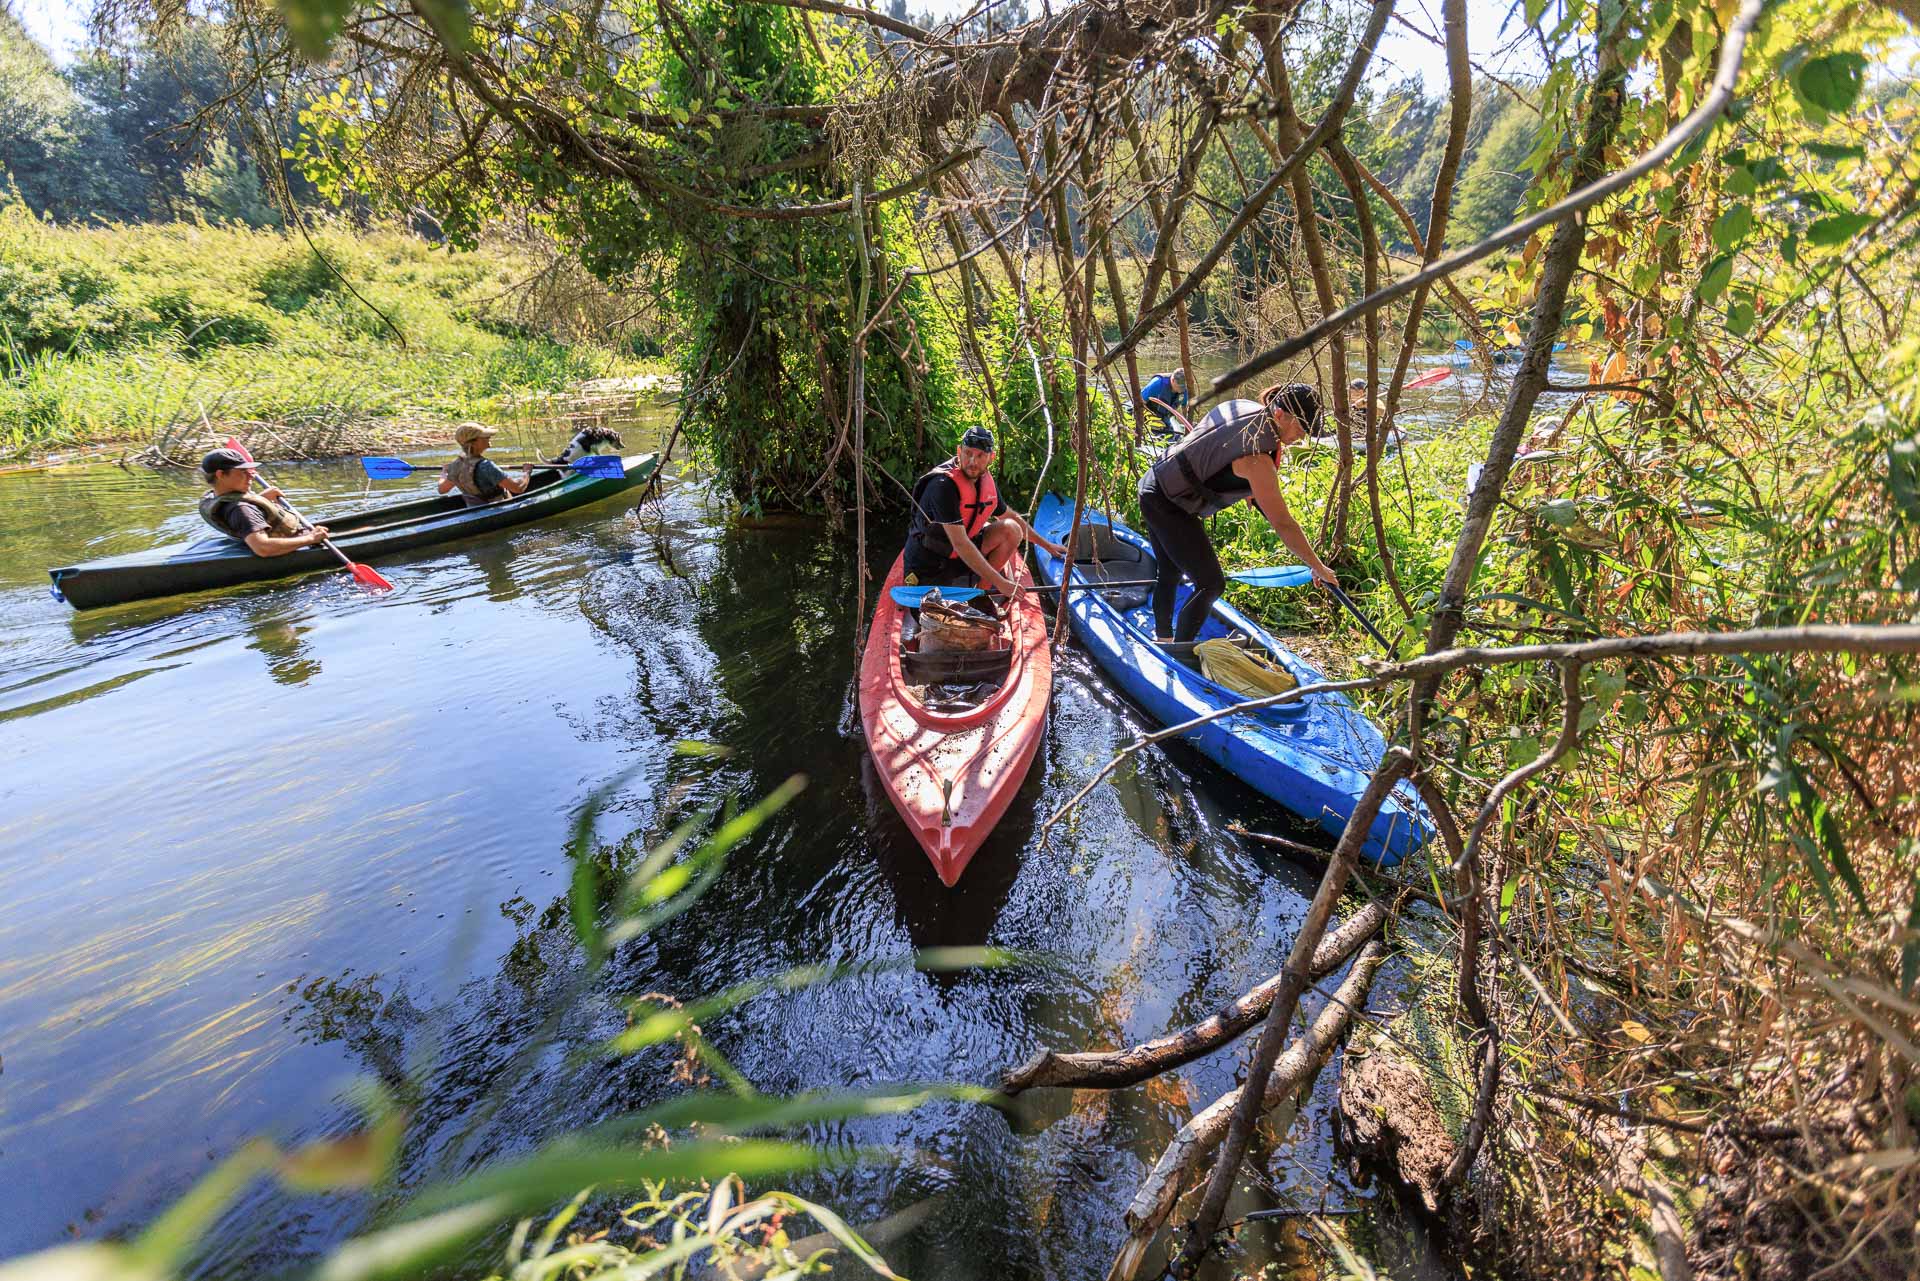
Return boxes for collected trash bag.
[1195,637,1298,699]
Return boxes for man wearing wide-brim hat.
[439,422,530,507]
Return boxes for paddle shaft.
[1328,583,1398,657]
[246,463,354,566]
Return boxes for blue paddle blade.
[361,456,415,479]
[1454,338,1473,351]
[890,585,983,607]
[569,455,624,478]
[1228,566,1315,588]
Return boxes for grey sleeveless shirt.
[1139,399,1278,517]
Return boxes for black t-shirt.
[220,501,271,541]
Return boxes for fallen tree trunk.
[1004,901,1389,1095]
[1106,939,1389,1281]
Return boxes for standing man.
[1136,383,1339,643]
[1139,368,1191,439]
[440,423,531,507]
[902,426,1067,596]
[198,447,333,556]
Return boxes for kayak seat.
[1068,524,1151,609]
[1069,523,1144,565]
[901,637,1012,687]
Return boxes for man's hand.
[1311,563,1340,590]
[262,486,285,502]
[1043,538,1068,558]
[305,526,332,546]
[992,572,1023,597]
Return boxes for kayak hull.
[1030,496,1427,866]
[858,554,1052,886]
[48,453,659,610]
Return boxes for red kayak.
[858,554,1052,886]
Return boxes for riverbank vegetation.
[5,0,1919,1277]
[0,211,667,460]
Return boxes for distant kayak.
[858,554,1052,886]
[1030,497,1428,865]
[48,453,659,610]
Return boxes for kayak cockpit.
[897,598,1014,715]
[1061,520,1313,711]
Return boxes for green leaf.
[1804,141,1865,162]
[1795,52,1868,114]
[1726,298,1755,337]
[129,1142,279,1271]
[1725,166,1757,198]
[1710,204,1752,253]
[409,1139,824,1220]
[276,0,355,58]
[1698,253,1734,303]
[313,1200,513,1281]
[1889,436,1920,520]
[1538,498,1578,527]
[1807,212,1875,246]
[413,0,472,50]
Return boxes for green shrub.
[255,246,341,312]
[146,287,277,353]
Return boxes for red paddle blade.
[223,436,257,463]
[348,561,395,593]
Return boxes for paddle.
[360,454,626,480]
[1326,583,1398,658]
[892,565,1315,607]
[1404,367,1452,389]
[223,438,394,594]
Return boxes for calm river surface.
[0,374,1498,1277]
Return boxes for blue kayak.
[1031,496,1428,866]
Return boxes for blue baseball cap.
[960,426,995,452]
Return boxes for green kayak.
[49,452,659,610]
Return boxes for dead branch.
[1003,901,1390,1095]
[1108,939,1390,1281]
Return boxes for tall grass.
[0,207,667,459]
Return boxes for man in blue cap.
[902,425,1066,596]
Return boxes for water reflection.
[246,614,322,686]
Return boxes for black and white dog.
[547,425,626,465]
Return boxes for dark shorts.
[902,542,975,588]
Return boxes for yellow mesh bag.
[1195,638,1299,698]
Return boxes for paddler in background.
[903,425,1067,596]
[439,422,531,507]
[198,447,333,557]
[1139,368,1191,440]
[1136,382,1340,643]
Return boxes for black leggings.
[1139,489,1226,642]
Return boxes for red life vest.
[910,460,1000,559]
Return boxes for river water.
[0,376,1498,1277]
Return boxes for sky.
[14,0,1537,89]
[13,0,87,59]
